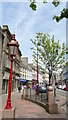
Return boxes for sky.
[1,0,66,63]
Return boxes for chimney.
[2,25,9,31]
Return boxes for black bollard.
[30,87,31,98]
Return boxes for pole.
[30,87,31,98]
[5,56,13,109]
[36,47,39,95]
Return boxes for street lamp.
[5,34,19,109]
[36,47,39,95]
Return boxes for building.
[63,66,68,83]
[1,25,22,94]
[28,64,44,86]
[21,57,28,80]
[20,57,32,86]
[66,1,68,86]
[42,71,49,84]
[0,26,4,95]
[20,58,45,87]
[27,65,32,85]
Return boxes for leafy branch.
[29,0,68,22]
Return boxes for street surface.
[1,90,67,119]
[56,88,66,97]
[56,88,68,116]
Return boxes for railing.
[25,87,48,104]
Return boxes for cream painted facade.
[20,60,44,86]
[20,58,32,85]
[20,64,27,80]
[42,71,49,84]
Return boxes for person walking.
[18,85,21,93]
[21,85,24,99]
[23,85,26,98]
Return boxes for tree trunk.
[49,70,52,86]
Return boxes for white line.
[57,94,66,99]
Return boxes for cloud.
[1,0,68,2]
[2,2,66,63]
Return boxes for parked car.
[57,84,62,89]
[62,84,66,90]
[39,86,47,93]
[64,87,68,91]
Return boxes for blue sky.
[1,1,66,63]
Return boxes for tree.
[29,0,68,22]
[31,32,66,85]
[53,8,68,22]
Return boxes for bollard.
[35,92,36,100]
[30,88,31,98]
[54,87,56,97]
[26,88,28,97]
[46,86,58,114]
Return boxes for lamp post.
[5,34,19,109]
[36,47,39,95]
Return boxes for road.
[56,88,68,116]
[56,88,66,98]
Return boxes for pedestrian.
[54,86,56,97]
[23,85,26,98]
[33,84,36,91]
[33,84,36,97]
[18,85,21,93]
[21,85,24,99]
[46,83,48,100]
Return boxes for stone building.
[0,26,4,95]
[1,25,22,94]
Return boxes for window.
[23,74,24,79]
[2,80,5,90]
[23,67,24,73]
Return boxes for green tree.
[31,32,66,85]
[29,0,68,22]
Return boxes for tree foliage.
[29,1,37,11]
[53,8,68,22]
[31,32,66,85]
[29,0,68,22]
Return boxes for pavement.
[0,90,67,119]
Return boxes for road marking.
[57,94,66,98]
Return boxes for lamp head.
[8,34,19,56]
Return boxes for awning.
[20,79,27,83]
